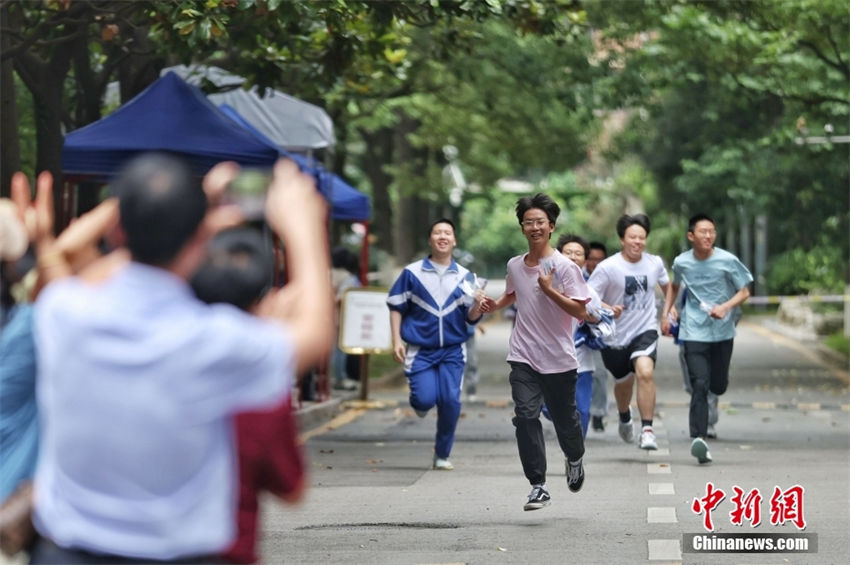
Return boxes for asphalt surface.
[265,316,850,565]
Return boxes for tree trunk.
[359,127,394,254]
[0,55,20,198]
[392,115,431,264]
[0,3,21,197]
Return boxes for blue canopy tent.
[62,72,280,180]
[62,72,371,223]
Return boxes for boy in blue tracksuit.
[387,218,485,471]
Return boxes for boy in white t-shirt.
[480,194,590,512]
[587,214,670,451]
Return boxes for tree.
[586,0,849,290]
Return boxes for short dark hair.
[588,241,607,256]
[515,193,560,225]
[428,218,456,237]
[332,245,360,276]
[190,227,273,311]
[112,153,207,266]
[616,213,651,238]
[688,213,715,232]
[556,233,589,257]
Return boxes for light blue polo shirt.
[672,247,753,342]
[32,262,294,559]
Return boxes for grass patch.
[823,332,850,358]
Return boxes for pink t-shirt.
[505,250,591,374]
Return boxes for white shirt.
[588,252,669,347]
[33,263,294,559]
[576,285,603,373]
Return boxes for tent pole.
[359,221,370,286]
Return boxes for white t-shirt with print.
[587,252,669,347]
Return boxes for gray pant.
[464,333,479,393]
[590,349,608,417]
[509,362,584,486]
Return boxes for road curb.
[295,368,407,431]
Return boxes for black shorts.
[601,330,658,382]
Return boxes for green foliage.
[460,191,529,279]
[824,332,850,358]
[766,244,847,295]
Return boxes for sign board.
[339,287,392,354]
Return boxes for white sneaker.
[618,420,635,443]
[433,457,454,470]
[638,427,658,450]
[690,437,712,464]
[706,424,717,439]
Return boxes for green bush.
[766,245,847,295]
[824,332,850,358]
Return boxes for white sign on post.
[339,287,392,355]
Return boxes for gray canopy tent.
[161,64,336,151]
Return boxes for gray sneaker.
[690,437,713,464]
[618,420,635,443]
[566,459,584,493]
[432,456,454,470]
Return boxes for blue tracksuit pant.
[406,344,465,459]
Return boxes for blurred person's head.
[0,198,33,317]
[616,213,650,263]
[427,218,456,260]
[112,153,207,267]
[331,246,360,277]
[687,213,717,255]
[556,234,589,268]
[190,227,272,311]
[515,193,559,241]
[586,241,607,274]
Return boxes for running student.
[662,213,752,464]
[387,219,485,471]
[480,193,590,511]
[587,214,670,451]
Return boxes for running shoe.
[432,457,454,471]
[706,424,717,439]
[591,415,605,432]
[566,459,584,493]
[639,427,658,450]
[690,437,712,464]
[523,485,551,511]
[618,420,635,443]
[414,408,428,418]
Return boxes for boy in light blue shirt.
[662,213,752,464]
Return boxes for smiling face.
[520,208,554,246]
[428,221,456,260]
[688,219,716,256]
[560,241,586,268]
[620,223,647,263]
[586,248,605,274]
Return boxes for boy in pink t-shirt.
[480,193,590,512]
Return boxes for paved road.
[261,318,850,565]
